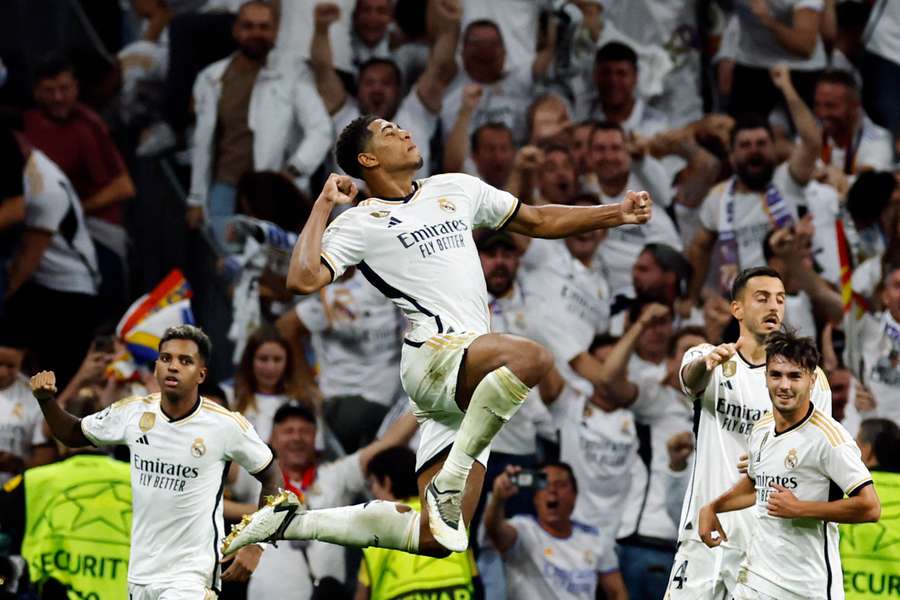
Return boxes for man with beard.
[311,0,461,178]
[506,144,579,207]
[813,70,893,174]
[684,65,820,306]
[186,1,332,248]
[589,122,683,299]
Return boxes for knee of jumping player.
[507,338,553,386]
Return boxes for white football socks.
[284,500,420,552]
[433,366,530,493]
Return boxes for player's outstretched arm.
[287,174,357,295]
[506,190,652,239]
[767,482,881,523]
[29,371,92,448]
[699,475,755,548]
[681,339,743,396]
[252,457,286,508]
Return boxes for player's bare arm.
[506,190,652,239]
[767,482,880,523]
[287,174,358,295]
[698,474,755,548]
[681,338,745,396]
[30,370,92,447]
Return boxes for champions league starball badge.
[139,412,156,433]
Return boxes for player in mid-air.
[30,325,284,600]
[699,330,880,600]
[221,113,653,557]
[666,267,833,599]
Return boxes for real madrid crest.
[12,403,23,419]
[369,210,390,219]
[438,198,456,213]
[723,360,736,378]
[139,412,156,432]
[191,437,206,458]
[784,448,798,470]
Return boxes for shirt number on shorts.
[673,560,688,590]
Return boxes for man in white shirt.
[666,267,833,599]
[3,130,100,388]
[699,330,880,600]
[588,122,682,298]
[861,0,900,133]
[29,325,284,599]
[578,41,670,139]
[186,2,332,247]
[310,0,461,179]
[684,66,821,305]
[484,462,628,600]
[221,113,653,557]
[813,70,893,174]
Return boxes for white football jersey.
[80,394,273,590]
[504,515,619,600]
[675,345,832,549]
[550,385,638,533]
[320,173,520,344]
[0,374,47,483]
[743,407,872,600]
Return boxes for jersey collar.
[160,394,203,423]
[773,403,814,437]
[375,180,419,204]
[737,350,765,369]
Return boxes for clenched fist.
[620,190,652,225]
[31,371,58,402]
[320,173,358,206]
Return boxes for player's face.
[538,150,576,203]
[733,276,785,338]
[0,346,23,391]
[253,341,287,394]
[814,82,856,138]
[589,128,631,183]
[766,355,814,415]
[364,119,423,173]
[33,71,78,121]
[270,416,317,469]
[357,64,401,119]
[534,466,576,528]
[232,4,277,61]
[479,245,519,297]
[880,268,900,322]
[155,339,207,399]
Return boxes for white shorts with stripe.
[400,331,491,472]
[664,540,743,600]
[128,583,217,600]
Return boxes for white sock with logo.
[432,366,530,493]
[283,500,420,552]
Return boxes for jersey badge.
[369,210,391,219]
[583,404,593,418]
[723,360,736,378]
[438,198,456,213]
[543,547,554,557]
[191,437,206,458]
[12,402,23,418]
[622,418,632,433]
[784,448,798,470]
[139,412,156,432]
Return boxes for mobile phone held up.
[509,469,547,490]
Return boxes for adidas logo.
[136,434,151,445]
[387,217,402,228]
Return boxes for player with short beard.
[698,330,880,600]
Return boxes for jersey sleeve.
[503,515,535,561]
[320,210,366,281]
[678,343,715,397]
[595,533,620,574]
[463,174,521,230]
[224,415,274,475]
[80,402,133,446]
[698,187,723,233]
[822,428,872,496]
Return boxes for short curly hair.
[765,330,820,374]
[159,325,212,365]
[335,114,379,179]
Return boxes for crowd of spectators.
[0,0,899,598]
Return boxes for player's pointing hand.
[703,338,744,372]
[30,371,57,403]
[321,173,358,206]
[620,190,652,225]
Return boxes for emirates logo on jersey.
[784,448,799,470]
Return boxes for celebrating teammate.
[666,267,833,598]
[30,325,284,599]
[222,113,653,557]
[698,330,880,600]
